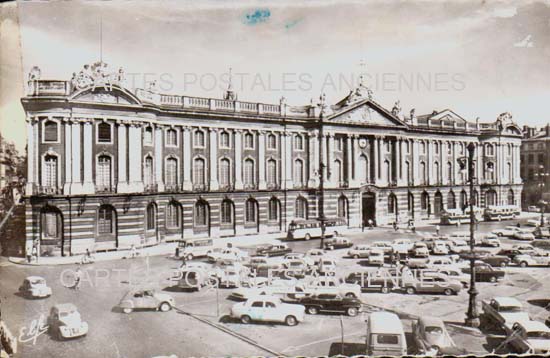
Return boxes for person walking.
[435,224,440,237]
[73,267,82,290]
[368,219,374,230]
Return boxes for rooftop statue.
[71,62,124,92]
[28,66,41,81]
[391,100,402,116]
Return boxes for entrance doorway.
[434,192,443,217]
[362,192,376,227]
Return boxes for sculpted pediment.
[329,101,406,127]
[70,87,140,105]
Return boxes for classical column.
[70,120,83,193]
[209,128,219,190]
[128,123,144,192]
[346,135,354,186]
[374,136,380,183]
[476,143,482,184]
[25,117,35,195]
[234,129,243,190]
[82,120,94,193]
[327,134,336,188]
[63,118,72,194]
[258,131,266,190]
[412,139,418,186]
[399,137,406,185]
[155,126,164,191]
[426,140,433,185]
[308,131,317,187]
[116,121,129,192]
[182,127,192,190]
[514,144,520,184]
[285,132,293,188]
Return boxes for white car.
[317,258,337,274]
[229,278,298,300]
[370,241,393,254]
[480,235,501,247]
[296,276,361,299]
[512,244,537,255]
[514,252,550,267]
[527,218,547,227]
[19,276,52,298]
[448,239,469,253]
[305,249,325,264]
[513,229,536,241]
[348,244,372,259]
[508,320,550,354]
[493,226,520,237]
[411,243,429,258]
[392,239,414,254]
[230,296,305,326]
[431,267,469,288]
[367,249,384,265]
[283,253,314,267]
[207,248,249,262]
[426,257,461,269]
[432,242,449,255]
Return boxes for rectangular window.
[97,123,112,143]
[166,129,178,147]
[44,121,58,142]
[45,212,58,238]
[98,209,113,234]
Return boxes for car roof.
[493,297,522,307]
[517,320,550,332]
[419,316,445,328]
[26,276,45,281]
[368,312,404,334]
[53,303,77,312]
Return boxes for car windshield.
[31,278,45,285]
[527,331,550,339]
[59,310,76,318]
[376,334,399,344]
[500,306,523,312]
[425,326,443,334]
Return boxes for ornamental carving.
[71,62,125,92]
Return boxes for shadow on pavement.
[328,342,366,356]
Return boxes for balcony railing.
[165,184,181,192]
[95,185,114,193]
[266,182,280,190]
[338,181,349,188]
[219,183,235,191]
[144,184,158,193]
[193,183,208,192]
[243,183,258,190]
[38,186,62,195]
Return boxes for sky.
[1,0,550,152]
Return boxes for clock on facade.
[358,138,367,148]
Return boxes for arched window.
[447,191,456,209]
[219,131,230,148]
[337,196,348,219]
[294,134,304,150]
[294,159,304,186]
[219,158,231,186]
[408,192,414,213]
[388,193,397,214]
[98,122,112,143]
[44,120,58,143]
[165,157,178,186]
[485,162,495,181]
[166,128,178,146]
[485,143,494,156]
[244,159,255,185]
[358,155,368,183]
[486,190,497,207]
[245,199,258,224]
[97,205,116,234]
[420,161,427,185]
[268,197,280,221]
[146,203,156,231]
[460,190,468,210]
[405,161,411,184]
[508,189,515,205]
[434,162,440,184]
[42,208,61,239]
[220,200,234,225]
[267,134,277,149]
[267,159,277,185]
[295,197,308,219]
[194,130,205,147]
[421,191,429,210]
[193,158,205,185]
[166,201,181,229]
[43,155,58,188]
[144,156,154,186]
[144,126,153,145]
[447,162,453,184]
[384,160,391,183]
[333,160,342,184]
[96,155,112,190]
[194,201,209,227]
[244,132,254,149]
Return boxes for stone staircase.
[0,204,26,257]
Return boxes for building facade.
[521,124,550,208]
[21,63,523,257]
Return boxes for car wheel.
[520,261,528,268]
[497,233,503,237]
[241,315,251,324]
[444,288,453,296]
[353,254,359,259]
[347,307,359,317]
[159,302,171,312]
[186,254,193,261]
[305,234,311,241]
[333,231,339,237]
[345,292,356,298]
[406,287,416,295]
[381,286,390,294]
[123,307,132,314]
[489,276,497,283]
[285,315,298,326]
[498,215,502,222]
[307,306,319,315]
[500,261,507,268]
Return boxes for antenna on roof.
[99,14,103,63]
[358,59,366,86]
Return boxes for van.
[179,238,215,260]
[366,311,407,356]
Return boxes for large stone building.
[521,124,550,208]
[20,62,523,257]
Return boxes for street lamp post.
[458,142,480,328]
[534,165,549,227]
[318,94,327,250]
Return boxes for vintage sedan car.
[295,276,362,299]
[403,273,462,295]
[118,289,175,313]
[347,244,372,259]
[533,227,550,240]
[412,316,464,355]
[370,241,394,254]
[462,262,505,282]
[527,218,548,227]
[513,229,536,241]
[514,252,550,267]
[411,243,430,258]
[479,235,501,247]
[367,249,385,266]
[508,320,550,354]
[496,248,523,260]
[431,267,469,288]
[281,259,308,278]
[492,226,520,237]
[229,278,298,301]
[448,239,469,254]
[286,293,361,316]
[528,205,542,213]
[459,250,511,268]
[305,249,325,265]
[19,276,52,298]
[346,268,413,293]
[512,244,538,255]
[48,303,88,339]
[482,297,531,334]
[283,253,314,267]
[246,256,282,271]
[317,258,337,274]
[255,244,292,257]
[324,237,353,250]
[207,248,249,262]
[432,242,450,255]
[392,239,414,255]
[230,296,305,326]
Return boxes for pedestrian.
[73,267,82,290]
[361,219,365,232]
[368,219,374,230]
[516,222,521,228]
[393,221,398,232]
[31,245,38,263]
[435,224,440,237]
[411,221,416,233]
[129,244,137,259]
[389,251,395,267]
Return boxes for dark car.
[324,237,353,250]
[459,250,511,268]
[496,248,523,260]
[255,244,292,257]
[533,240,550,251]
[462,262,505,282]
[345,271,397,294]
[285,293,362,316]
[534,227,550,240]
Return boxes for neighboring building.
[0,134,20,191]
[20,62,523,257]
[521,124,550,208]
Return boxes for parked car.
[246,257,282,271]
[348,244,372,259]
[431,267,469,288]
[528,205,541,213]
[412,316,463,355]
[365,311,408,356]
[479,235,501,247]
[512,244,538,255]
[283,253,314,267]
[324,237,353,250]
[493,226,520,237]
[459,250,510,268]
[286,293,362,316]
[230,296,305,326]
[514,252,550,267]
[508,320,550,354]
[317,258,337,274]
[411,243,429,258]
[295,276,362,299]
[207,248,249,262]
[367,249,385,266]
[513,229,536,241]
[118,289,175,314]
[255,244,292,257]
[533,227,550,240]
[403,273,462,295]
[345,271,396,294]
[392,239,414,255]
[176,266,216,291]
[282,259,308,278]
[370,241,394,254]
[527,218,548,227]
[305,249,325,265]
[496,248,523,260]
[47,303,88,339]
[448,239,469,254]
[19,276,52,298]
[481,297,530,333]
[229,278,298,301]
[432,242,450,255]
[462,262,505,282]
